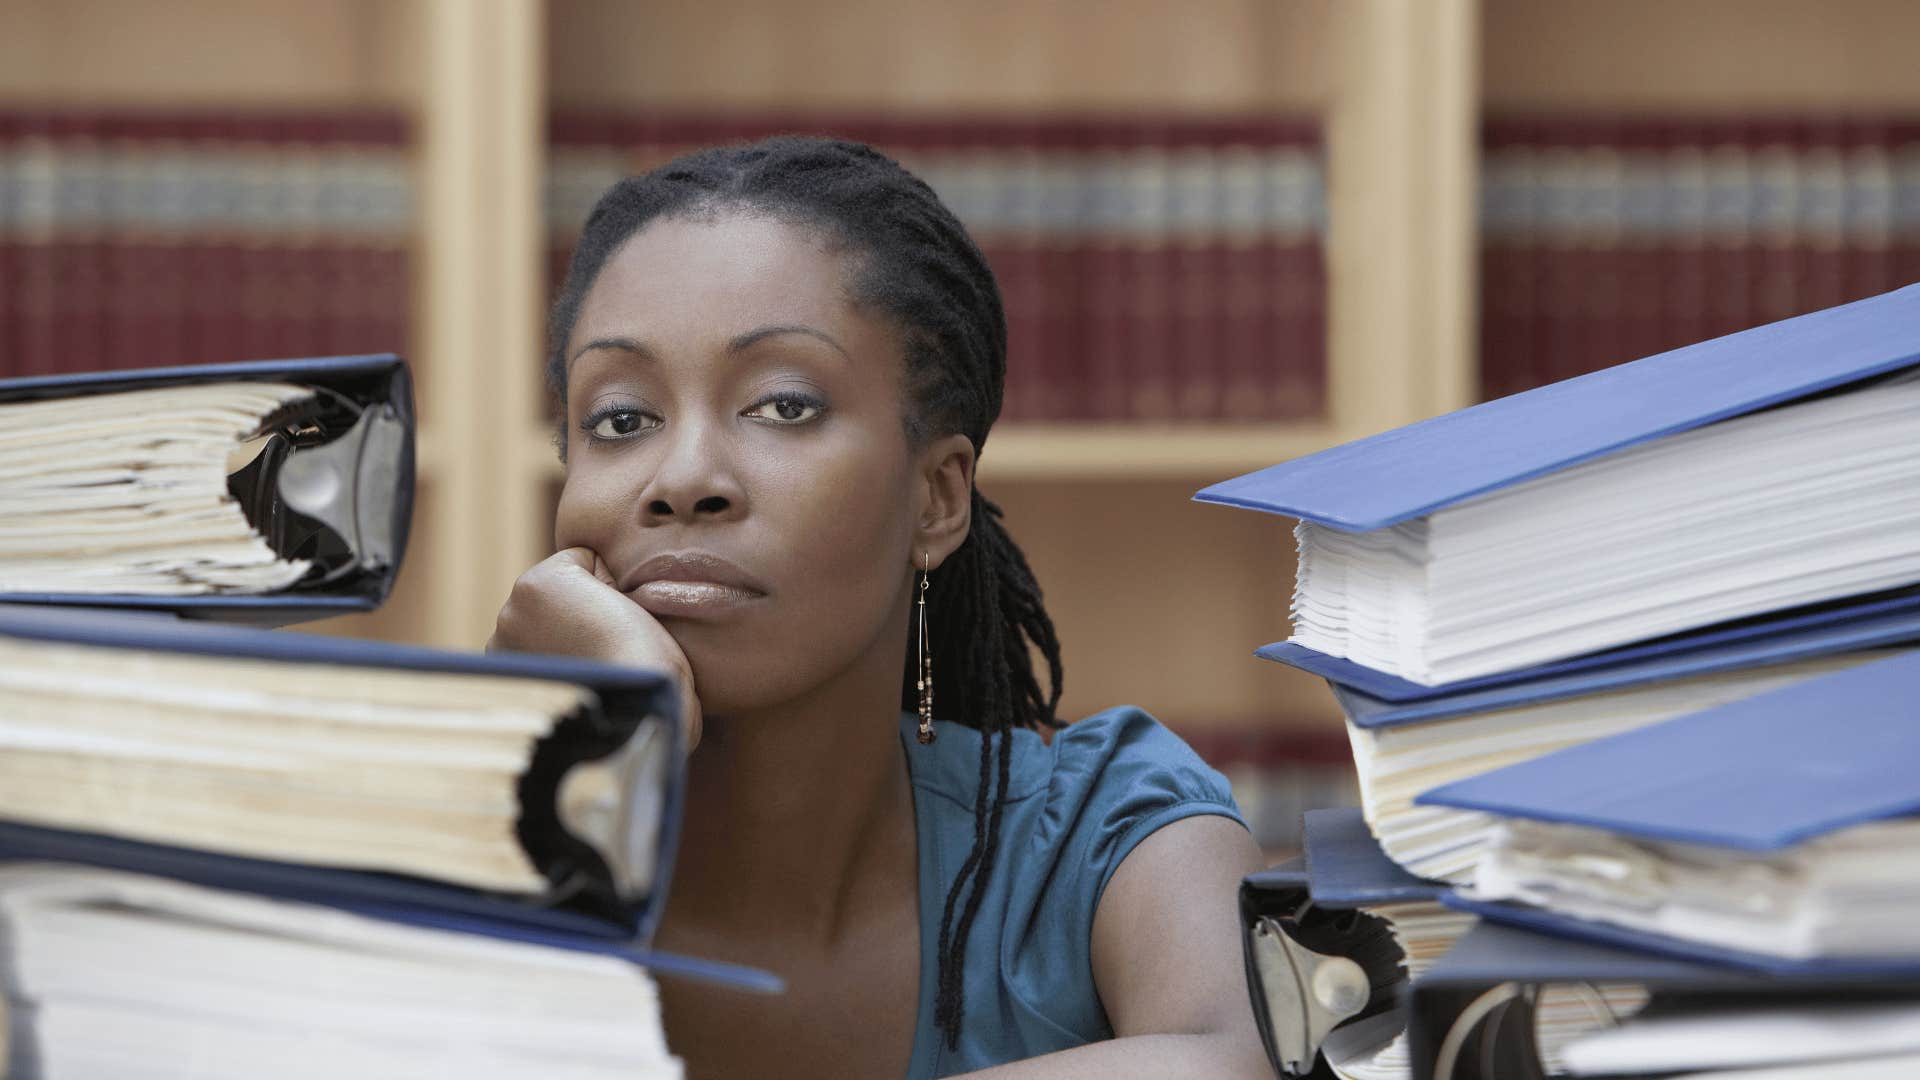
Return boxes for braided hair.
[545,135,1065,1048]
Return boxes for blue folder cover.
[1416,651,1920,852]
[0,354,415,626]
[0,605,777,992]
[1301,807,1443,905]
[1319,595,1920,728]
[1194,284,1920,532]
[1442,896,1920,979]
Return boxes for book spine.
[1124,122,1175,421]
[14,112,58,376]
[1166,135,1219,420]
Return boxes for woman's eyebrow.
[728,324,851,363]
[569,336,657,368]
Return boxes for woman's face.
[556,211,928,715]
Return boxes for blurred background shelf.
[472,422,1350,485]
[6,0,1919,851]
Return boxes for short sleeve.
[1045,706,1247,914]
[982,706,1247,1046]
[912,705,1249,1076]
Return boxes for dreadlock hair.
[544,135,1065,1049]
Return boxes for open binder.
[0,354,415,625]
[1421,650,1920,980]
[1241,808,1447,1079]
[1405,922,1920,1080]
[0,604,775,993]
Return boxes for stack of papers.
[1290,372,1920,685]
[1429,650,1920,968]
[0,383,315,594]
[0,864,682,1080]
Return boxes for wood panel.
[1325,0,1480,435]
[547,0,1331,112]
[986,478,1342,733]
[0,0,420,107]
[1484,0,1920,111]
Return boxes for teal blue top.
[896,706,1246,1078]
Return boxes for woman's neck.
[666,628,917,946]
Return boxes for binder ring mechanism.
[1252,914,1373,1076]
[230,387,408,585]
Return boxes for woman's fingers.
[490,547,703,752]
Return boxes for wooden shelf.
[978,421,1343,481]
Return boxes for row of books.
[0,356,732,1075]
[546,112,1330,424]
[1212,284,1920,1078]
[0,110,412,380]
[14,108,1920,423]
[1481,115,1920,398]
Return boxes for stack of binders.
[1202,284,1920,1079]
[0,357,765,1079]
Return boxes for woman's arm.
[954,813,1274,1079]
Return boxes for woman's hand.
[488,547,702,751]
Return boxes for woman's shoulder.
[900,707,1248,1072]
[1037,707,1246,887]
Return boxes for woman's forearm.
[951,1031,1271,1080]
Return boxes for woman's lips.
[627,578,763,618]
[619,552,767,619]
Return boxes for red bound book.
[1514,118,1553,394]
[1658,117,1713,358]
[99,113,141,369]
[46,112,101,373]
[1216,141,1266,419]
[1479,117,1524,398]
[1696,118,1752,343]
[1531,123,1580,389]
[1161,123,1216,421]
[1478,117,1525,397]
[1083,128,1130,422]
[315,115,357,356]
[1267,137,1320,419]
[0,111,17,377]
[1838,116,1895,304]
[1035,118,1084,423]
[989,127,1051,423]
[1798,117,1849,316]
[1749,116,1803,328]
[228,115,274,363]
[1122,118,1176,421]
[1890,120,1920,295]
[1614,119,1669,371]
[1557,126,1597,382]
[144,114,194,369]
[1586,124,1634,379]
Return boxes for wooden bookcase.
[34,0,1919,739]
[0,0,1473,740]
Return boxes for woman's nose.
[635,420,746,524]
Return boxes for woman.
[490,136,1270,1078]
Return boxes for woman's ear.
[915,433,976,570]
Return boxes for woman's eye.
[745,395,825,424]
[584,409,655,440]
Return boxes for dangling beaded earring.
[916,551,936,745]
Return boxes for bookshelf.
[0,0,1468,816]
[16,0,1916,842]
